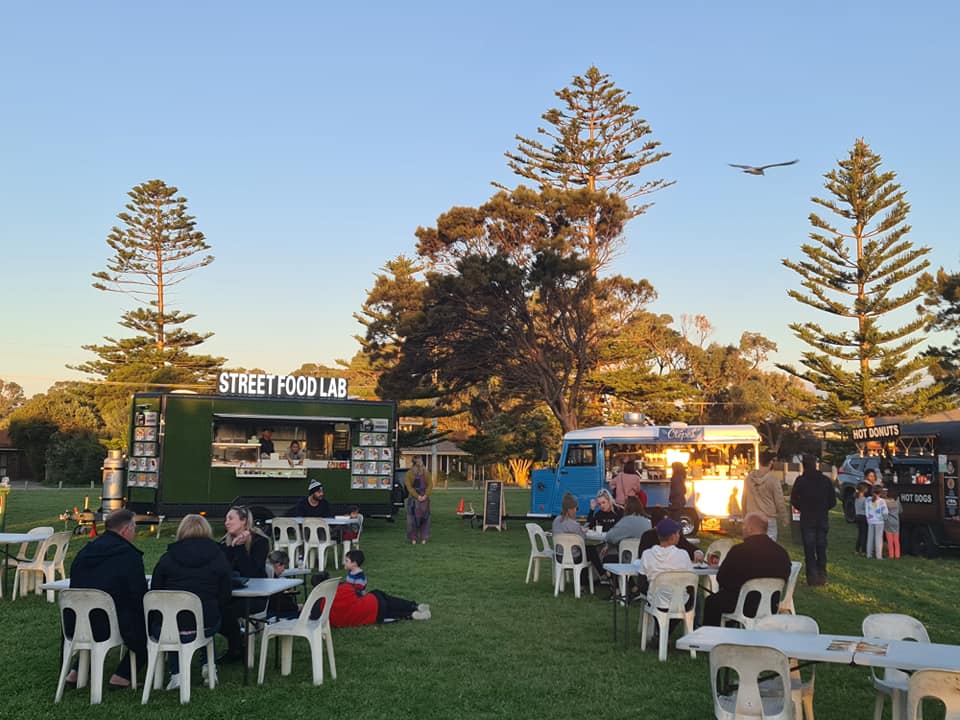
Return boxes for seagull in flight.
[728,159,798,175]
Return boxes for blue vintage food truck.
[530,421,761,535]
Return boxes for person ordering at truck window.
[587,489,623,532]
[218,505,269,663]
[285,440,305,466]
[150,514,232,690]
[668,462,688,521]
[609,459,648,508]
[259,428,275,458]
[294,479,331,517]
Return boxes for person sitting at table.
[603,495,652,559]
[218,505,270,663]
[151,514,232,690]
[609,460,648,507]
[702,512,791,627]
[266,550,300,620]
[292,479,331,517]
[285,440,305,466]
[637,517,695,596]
[66,509,147,688]
[587,489,624,532]
[638,524,700,561]
[551,492,605,579]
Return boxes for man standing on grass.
[741,450,787,541]
[67,509,147,688]
[703,512,791,626]
[790,454,836,586]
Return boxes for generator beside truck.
[116,372,399,525]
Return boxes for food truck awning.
[563,425,761,444]
[214,413,363,423]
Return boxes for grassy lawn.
[1,486,957,719]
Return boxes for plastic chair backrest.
[296,577,340,629]
[271,518,302,547]
[907,669,960,720]
[778,561,803,614]
[14,526,54,564]
[60,588,121,645]
[862,613,930,684]
[711,643,794,720]
[45,531,73,567]
[618,537,643,564]
[552,533,586,567]
[724,577,786,627]
[706,538,735,564]
[302,518,332,545]
[754,614,819,634]
[144,590,204,646]
[645,570,697,613]
[525,524,551,555]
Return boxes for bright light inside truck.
[693,477,743,518]
[666,449,691,467]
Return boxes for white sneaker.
[412,608,431,621]
[166,674,181,691]
[417,603,430,613]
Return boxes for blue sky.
[3,1,959,398]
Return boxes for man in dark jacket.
[703,512,791,626]
[68,509,147,687]
[790,454,837,586]
[293,479,331,517]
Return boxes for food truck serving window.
[211,414,356,464]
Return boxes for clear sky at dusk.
[2,1,958,397]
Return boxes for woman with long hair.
[405,457,433,545]
[218,505,269,662]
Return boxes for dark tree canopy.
[780,139,940,419]
[925,268,960,397]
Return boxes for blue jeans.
[164,623,220,675]
[800,524,828,581]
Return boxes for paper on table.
[856,641,888,655]
[827,640,858,652]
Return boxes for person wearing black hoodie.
[219,505,270,662]
[68,509,147,688]
[790,454,837,586]
[151,514,232,689]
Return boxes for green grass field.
[1,487,956,719]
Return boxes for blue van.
[530,423,761,535]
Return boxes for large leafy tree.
[925,267,960,397]
[780,139,940,419]
[0,379,26,427]
[76,180,224,383]
[503,66,673,270]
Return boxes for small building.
[0,430,30,482]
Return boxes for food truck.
[122,372,398,524]
[530,420,761,535]
[849,419,960,557]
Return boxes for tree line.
[2,67,959,484]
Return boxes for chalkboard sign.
[483,480,505,532]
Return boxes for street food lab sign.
[217,372,348,400]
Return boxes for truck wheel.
[678,509,700,537]
[842,489,857,523]
[911,525,939,559]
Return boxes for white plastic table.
[1,530,55,598]
[676,626,864,663]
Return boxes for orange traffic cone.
[456,497,465,513]
[88,521,97,537]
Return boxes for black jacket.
[790,470,837,527]
[151,537,233,630]
[220,532,270,579]
[586,505,623,531]
[704,534,792,625]
[70,530,148,654]
[293,496,331,518]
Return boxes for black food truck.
[122,372,398,524]
[850,419,960,557]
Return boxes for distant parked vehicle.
[836,454,882,522]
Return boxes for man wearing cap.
[703,512,791,626]
[637,518,695,596]
[293,479,331,517]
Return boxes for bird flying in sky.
[728,159,798,175]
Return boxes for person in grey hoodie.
[741,450,786,541]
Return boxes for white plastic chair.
[270,518,304,566]
[342,514,363,553]
[721,577,786,629]
[3,526,52,598]
[755,614,819,719]
[778,562,803,615]
[906,669,960,720]
[13,530,72,601]
[257,577,339,686]
[618,537,644,564]
[524,523,553,584]
[141,590,216,705]
[638,570,698,662]
[55,588,138,705]
[704,539,735,594]
[710,643,795,719]
[302,518,338,570]
[552,533,594,599]
[862,613,930,720]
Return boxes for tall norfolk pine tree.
[503,66,672,271]
[780,139,940,419]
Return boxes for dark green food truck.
[123,372,398,524]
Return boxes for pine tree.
[76,179,224,382]
[925,268,960,397]
[503,66,673,269]
[780,139,940,419]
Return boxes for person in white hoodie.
[741,450,787,541]
[637,517,694,603]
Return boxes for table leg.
[611,587,618,642]
[242,598,250,686]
